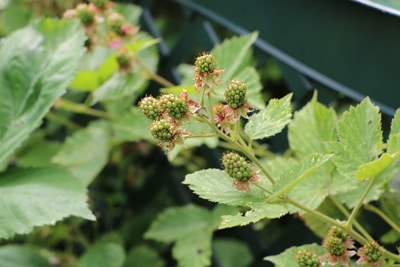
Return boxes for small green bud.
[116,52,131,68]
[159,94,187,120]
[324,236,346,256]
[222,152,252,181]
[139,96,162,121]
[224,79,247,109]
[363,241,382,263]
[107,12,126,35]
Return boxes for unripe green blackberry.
[107,12,126,35]
[328,226,347,242]
[91,0,108,8]
[76,4,94,25]
[295,250,320,267]
[363,241,382,262]
[194,53,216,74]
[116,52,131,68]
[324,236,346,256]
[224,79,247,109]
[222,152,252,181]
[139,96,162,121]
[159,94,187,120]
[150,119,174,142]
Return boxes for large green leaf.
[0,19,85,164]
[77,242,125,267]
[0,167,95,239]
[219,203,287,229]
[214,238,253,267]
[52,121,110,185]
[387,109,400,154]
[145,205,228,267]
[268,153,333,202]
[183,169,268,207]
[288,93,337,157]
[329,98,383,177]
[212,32,258,84]
[0,245,52,267]
[245,94,292,140]
[144,205,210,242]
[123,246,164,267]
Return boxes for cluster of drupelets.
[295,226,383,267]
[63,0,138,71]
[139,53,260,191]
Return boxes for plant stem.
[46,112,81,130]
[345,177,376,229]
[364,204,400,235]
[329,195,374,241]
[57,98,116,120]
[196,115,275,184]
[285,196,400,262]
[135,56,175,88]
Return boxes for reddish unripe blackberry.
[139,96,162,121]
[76,4,94,25]
[159,94,187,120]
[194,53,216,74]
[222,152,252,181]
[295,250,320,267]
[107,12,126,35]
[150,119,174,142]
[224,79,247,109]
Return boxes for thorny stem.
[195,114,275,184]
[364,204,400,235]
[345,177,376,230]
[329,195,374,241]
[58,98,116,120]
[282,196,400,263]
[134,56,175,88]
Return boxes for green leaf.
[219,203,287,229]
[144,205,210,242]
[0,167,95,239]
[78,242,125,267]
[212,32,258,84]
[110,107,153,145]
[0,245,52,267]
[268,153,333,201]
[289,93,337,157]
[356,153,399,180]
[264,243,326,267]
[0,19,85,164]
[245,94,292,140]
[52,121,110,185]
[329,98,383,177]
[183,169,267,208]
[17,140,60,167]
[123,246,164,267]
[387,109,400,154]
[214,238,253,267]
[172,232,212,267]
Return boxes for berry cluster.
[138,96,162,121]
[194,53,216,75]
[222,152,252,181]
[358,241,382,265]
[224,79,248,109]
[295,250,321,267]
[324,236,346,257]
[159,94,188,120]
[150,120,175,142]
